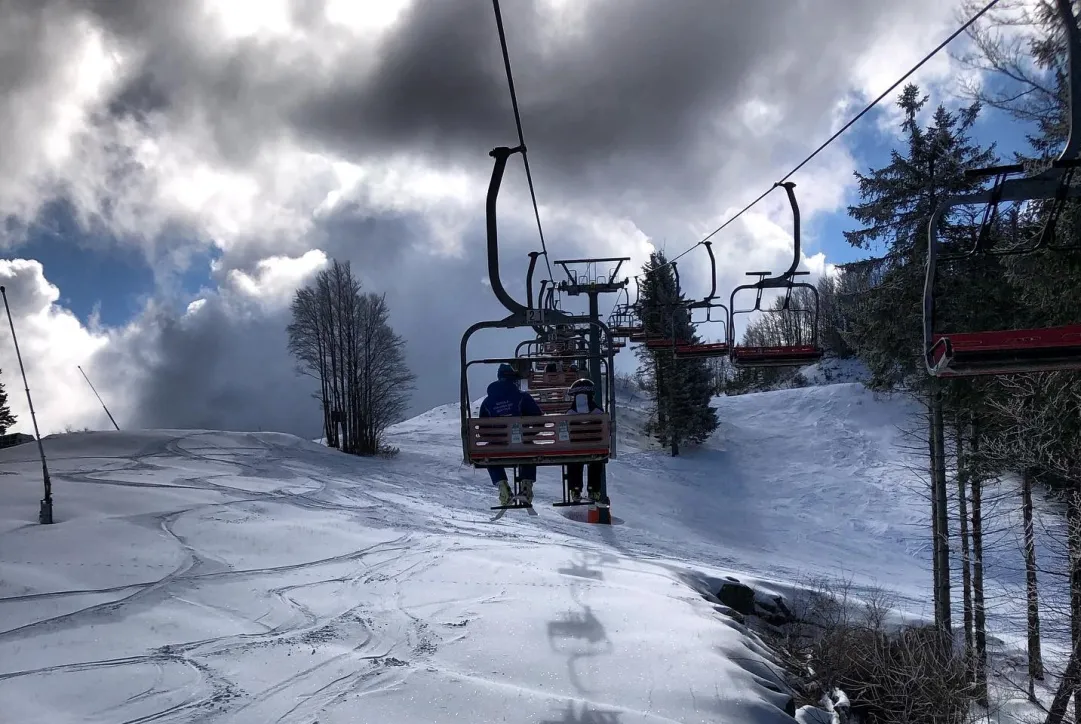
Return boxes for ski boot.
[568,486,583,504]
[587,486,604,504]
[519,479,535,505]
[496,480,512,506]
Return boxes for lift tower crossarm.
[554,258,631,296]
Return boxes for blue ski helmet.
[497,363,518,380]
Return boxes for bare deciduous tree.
[287,260,416,456]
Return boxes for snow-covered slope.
[0,379,1057,722]
[0,428,801,723]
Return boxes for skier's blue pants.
[487,465,536,485]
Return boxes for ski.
[489,495,538,520]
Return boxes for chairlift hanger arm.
[775,181,802,280]
[525,251,548,335]
[703,241,717,301]
[686,241,718,309]
[526,251,539,309]
[1058,0,1081,161]
[486,146,530,316]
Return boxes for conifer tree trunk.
[1044,635,1081,724]
[929,405,942,627]
[1069,479,1081,722]
[955,422,974,663]
[670,371,679,457]
[1022,466,1043,698]
[970,417,988,704]
[931,389,952,646]
[656,359,667,432]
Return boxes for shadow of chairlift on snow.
[539,700,623,724]
[547,578,615,695]
[556,549,617,582]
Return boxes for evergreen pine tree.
[634,252,719,455]
[844,85,999,643]
[844,84,996,390]
[0,374,17,434]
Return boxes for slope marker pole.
[0,285,54,524]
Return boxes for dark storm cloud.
[59,0,924,208]
[285,0,910,208]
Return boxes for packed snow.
[0,372,1063,722]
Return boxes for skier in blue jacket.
[480,363,543,505]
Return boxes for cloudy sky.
[0,0,1044,438]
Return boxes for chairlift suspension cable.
[641,0,1003,283]
[492,0,556,288]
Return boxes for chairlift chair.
[669,241,731,359]
[461,144,616,517]
[923,0,1081,377]
[639,262,695,351]
[674,301,731,359]
[728,182,824,368]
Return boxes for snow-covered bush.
[774,577,974,723]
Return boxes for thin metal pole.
[0,286,54,524]
[77,365,120,431]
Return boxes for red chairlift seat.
[929,324,1081,376]
[644,337,685,350]
[530,370,580,388]
[466,414,611,466]
[730,344,823,368]
[674,341,730,359]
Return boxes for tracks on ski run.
[1,524,465,722]
[0,433,516,722]
[5,423,890,723]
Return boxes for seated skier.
[563,377,606,503]
[479,363,542,505]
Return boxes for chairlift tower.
[554,258,630,390]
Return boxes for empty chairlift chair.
[672,241,730,359]
[728,182,824,368]
[923,2,1081,376]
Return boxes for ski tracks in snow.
[0,526,474,722]
[0,433,505,722]
[1,424,821,723]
